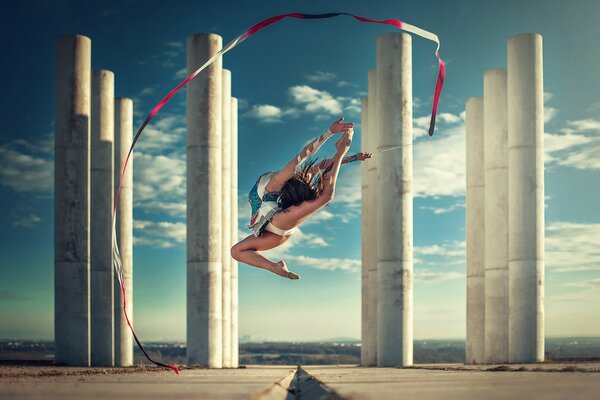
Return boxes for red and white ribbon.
[113,12,445,374]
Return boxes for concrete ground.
[1,363,599,399]
[305,364,600,400]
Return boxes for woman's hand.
[355,152,373,161]
[329,116,355,134]
[335,127,354,152]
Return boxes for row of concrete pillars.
[186,33,239,368]
[360,32,414,367]
[465,33,545,364]
[54,35,133,366]
[359,32,545,367]
[54,32,240,368]
[56,30,543,368]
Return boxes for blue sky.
[1,0,599,342]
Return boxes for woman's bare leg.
[231,232,300,279]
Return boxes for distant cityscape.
[2,337,600,366]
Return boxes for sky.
[0,0,599,342]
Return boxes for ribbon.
[112,12,445,374]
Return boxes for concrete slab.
[0,365,294,400]
[305,365,600,400]
[2,364,599,400]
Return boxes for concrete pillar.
[114,97,134,366]
[54,34,92,366]
[186,33,223,368]
[365,70,378,367]
[90,70,115,366]
[230,97,239,368]
[360,96,369,366]
[376,33,413,367]
[465,96,485,364]
[507,33,545,363]
[221,69,232,368]
[483,69,509,364]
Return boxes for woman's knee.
[230,244,239,260]
[231,243,243,260]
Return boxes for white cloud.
[413,96,423,110]
[587,102,600,113]
[0,137,53,193]
[337,81,357,88]
[134,219,186,248]
[565,277,600,289]
[247,104,282,118]
[437,112,463,124]
[544,107,558,123]
[244,104,300,124]
[237,98,249,110]
[288,85,342,115]
[561,118,600,133]
[301,232,329,247]
[342,97,361,114]
[303,209,335,225]
[413,112,462,139]
[167,41,184,49]
[139,201,186,219]
[243,85,361,125]
[174,68,187,80]
[140,87,155,96]
[413,117,466,197]
[284,254,360,272]
[544,132,593,154]
[13,213,41,228]
[414,269,464,283]
[133,152,186,206]
[415,241,465,258]
[125,112,189,226]
[144,41,184,68]
[543,118,600,170]
[306,71,337,83]
[420,201,464,215]
[546,222,600,273]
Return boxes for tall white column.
[54,34,92,366]
[483,69,509,364]
[114,97,134,367]
[376,33,413,367]
[91,69,115,366]
[230,96,239,368]
[186,33,223,368]
[366,69,378,367]
[465,96,485,364]
[221,69,232,367]
[507,33,545,363]
[360,96,370,367]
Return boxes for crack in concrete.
[254,366,346,400]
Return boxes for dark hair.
[277,157,333,210]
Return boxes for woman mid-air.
[231,117,372,280]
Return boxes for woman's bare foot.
[272,260,300,280]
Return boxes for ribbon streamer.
[112,12,446,374]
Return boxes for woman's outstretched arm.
[265,117,354,193]
[276,128,355,225]
[307,152,373,177]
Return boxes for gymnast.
[231,117,372,280]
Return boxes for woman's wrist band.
[345,153,359,163]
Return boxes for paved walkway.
[1,363,599,399]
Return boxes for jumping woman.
[231,117,372,280]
